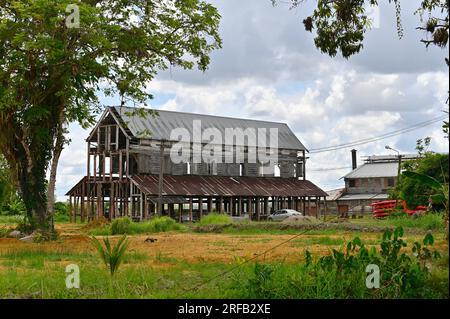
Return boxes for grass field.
[0,214,448,298]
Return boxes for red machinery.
[370,200,427,218]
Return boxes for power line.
[310,166,352,171]
[309,115,447,154]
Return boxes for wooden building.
[66,106,327,222]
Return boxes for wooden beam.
[126,138,130,177]
[199,197,203,219]
[219,196,224,213]
[255,197,260,221]
[115,125,119,150]
[189,198,193,222]
[238,197,242,216]
[80,183,85,222]
[140,193,144,222]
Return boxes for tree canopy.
[0,0,222,231]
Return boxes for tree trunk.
[46,122,65,231]
[18,155,51,231]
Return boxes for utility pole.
[158,140,166,215]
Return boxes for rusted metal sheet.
[131,175,327,197]
[147,196,188,204]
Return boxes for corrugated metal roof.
[337,193,389,201]
[112,106,306,151]
[342,162,399,179]
[131,175,327,197]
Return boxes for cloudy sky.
[56,0,449,200]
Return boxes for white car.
[268,209,302,221]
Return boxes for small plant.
[91,235,129,277]
[234,226,442,298]
[245,263,276,298]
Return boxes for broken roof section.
[131,175,327,197]
[111,106,307,151]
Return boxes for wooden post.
[248,197,253,220]
[264,197,269,217]
[102,152,106,182]
[93,154,97,182]
[81,183,85,222]
[119,150,123,181]
[208,197,212,213]
[126,138,130,177]
[316,197,319,219]
[230,196,234,216]
[178,203,182,223]
[140,193,144,222]
[238,197,242,216]
[255,197,260,221]
[219,196,224,213]
[115,125,119,150]
[189,198,193,222]
[307,197,311,217]
[199,197,203,219]
[109,154,113,182]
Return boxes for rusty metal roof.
[131,175,327,197]
[112,106,307,151]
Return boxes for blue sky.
[55,0,449,200]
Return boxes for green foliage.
[0,225,10,238]
[198,213,233,226]
[104,216,184,236]
[111,217,132,235]
[1,197,26,216]
[91,235,129,277]
[278,0,448,59]
[143,216,183,233]
[233,227,442,298]
[391,151,449,209]
[0,0,222,231]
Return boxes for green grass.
[352,213,445,231]
[197,213,233,226]
[0,249,447,299]
[0,215,23,224]
[0,223,448,299]
[89,216,186,236]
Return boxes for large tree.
[274,0,449,134]
[0,0,221,232]
[275,0,448,59]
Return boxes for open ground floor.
[66,175,328,223]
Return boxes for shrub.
[0,226,10,238]
[52,202,70,222]
[198,213,232,226]
[1,197,26,216]
[232,227,442,298]
[388,212,444,231]
[139,216,182,233]
[111,217,132,235]
[108,216,183,235]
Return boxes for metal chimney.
[351,149,357,170]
